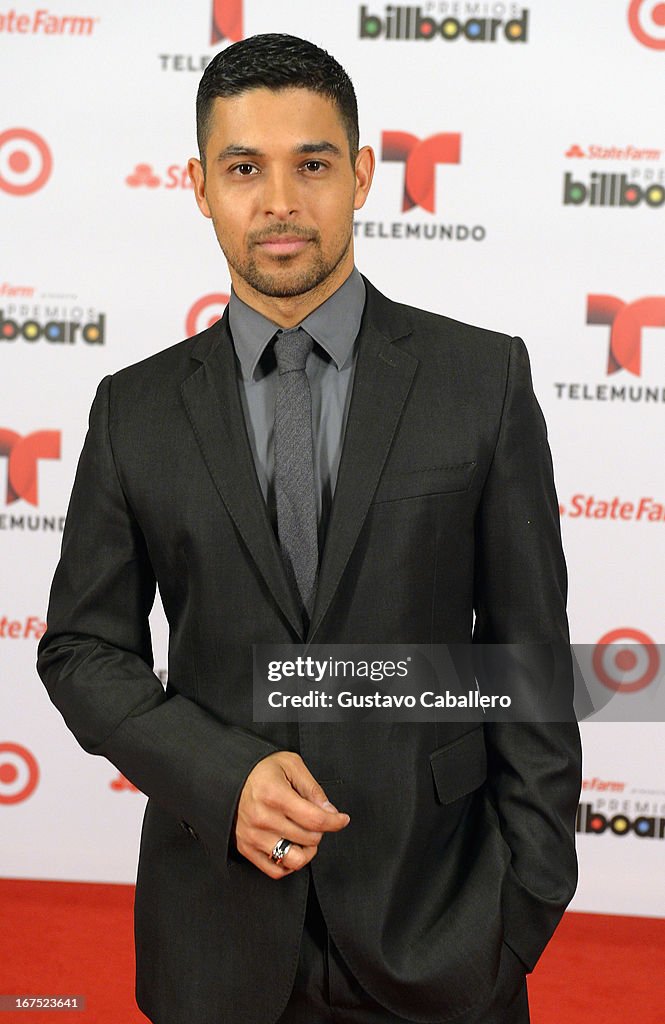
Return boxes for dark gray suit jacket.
[37,278,581,1024]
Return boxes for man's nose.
[262,168,299,219]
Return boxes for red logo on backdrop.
[628,0,665,48]
[0,10,97,34]
[125,163,192,190]
[211,0,243,44]
[565,142,661,160]
[0,742,39,804]
[126,163,161,188]
[0,128,52,196]
[592,628,660,693]
[186,294,229,336]
[0,616,46,639]
[587,295,665,376]
[110,772,140,792]
[381,132,461,213]
[559,494,665,522]
[0,429,61,505]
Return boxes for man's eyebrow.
[215,141,343,161]
[216,145,263,161]
[293,141,342,157]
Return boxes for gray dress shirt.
[228,267,366,550]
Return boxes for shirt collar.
[228,267,366,382]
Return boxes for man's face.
[189,87,373,306]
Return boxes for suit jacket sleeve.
[472,337,582,971]
[37,375,279,870]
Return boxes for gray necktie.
[273,327,318,622]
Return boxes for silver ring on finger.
[270,838,293,865]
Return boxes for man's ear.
[188,158,212,219]
[353,145,375,211]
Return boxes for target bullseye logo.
[185,293,229,337]
[592,627,660,693]
[629,0,665,48]
[0,742,39,804]
[0,128,52,196]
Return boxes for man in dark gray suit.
[38,33,581,1024]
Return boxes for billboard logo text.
[564,172,664,208]
[360,6,529,42]
[577,803,665,838]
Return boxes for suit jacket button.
[180,820,199,839]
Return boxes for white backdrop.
[2,0,664,916]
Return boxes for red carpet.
[1,878,663,1023]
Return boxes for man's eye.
[302,161,324,172]
[233,164,258,176]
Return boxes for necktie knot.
[273,327,313,374]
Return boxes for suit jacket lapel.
[181,310,306,638]
[308,283,418,641]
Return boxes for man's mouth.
[255,235,313,256]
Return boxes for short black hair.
[196,33,359,170]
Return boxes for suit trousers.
[275,873,530,1024]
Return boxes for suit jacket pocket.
[372,460,476,504]
[430,726,487,805]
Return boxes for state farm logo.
[125,163,192,190]
[356,130,485,243]
[565,143,662,161]
[186,293,229,336]
[211,0,242,43]
[628,0,665,48]
[0,9,98,34]
[0,128,52,196]
[593,628,660,694]
[587,295,665,376]
[0,282,34,299]
[126,163,160,188]
[0,615,46,639]
[158,0,243,72]
[559,494,665,523]
[359,4,529,42]
[583,776,626,794]
[382,132,461,213]
[554,294,665,404]
[0,742,39,804]
[0,429,60,506]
